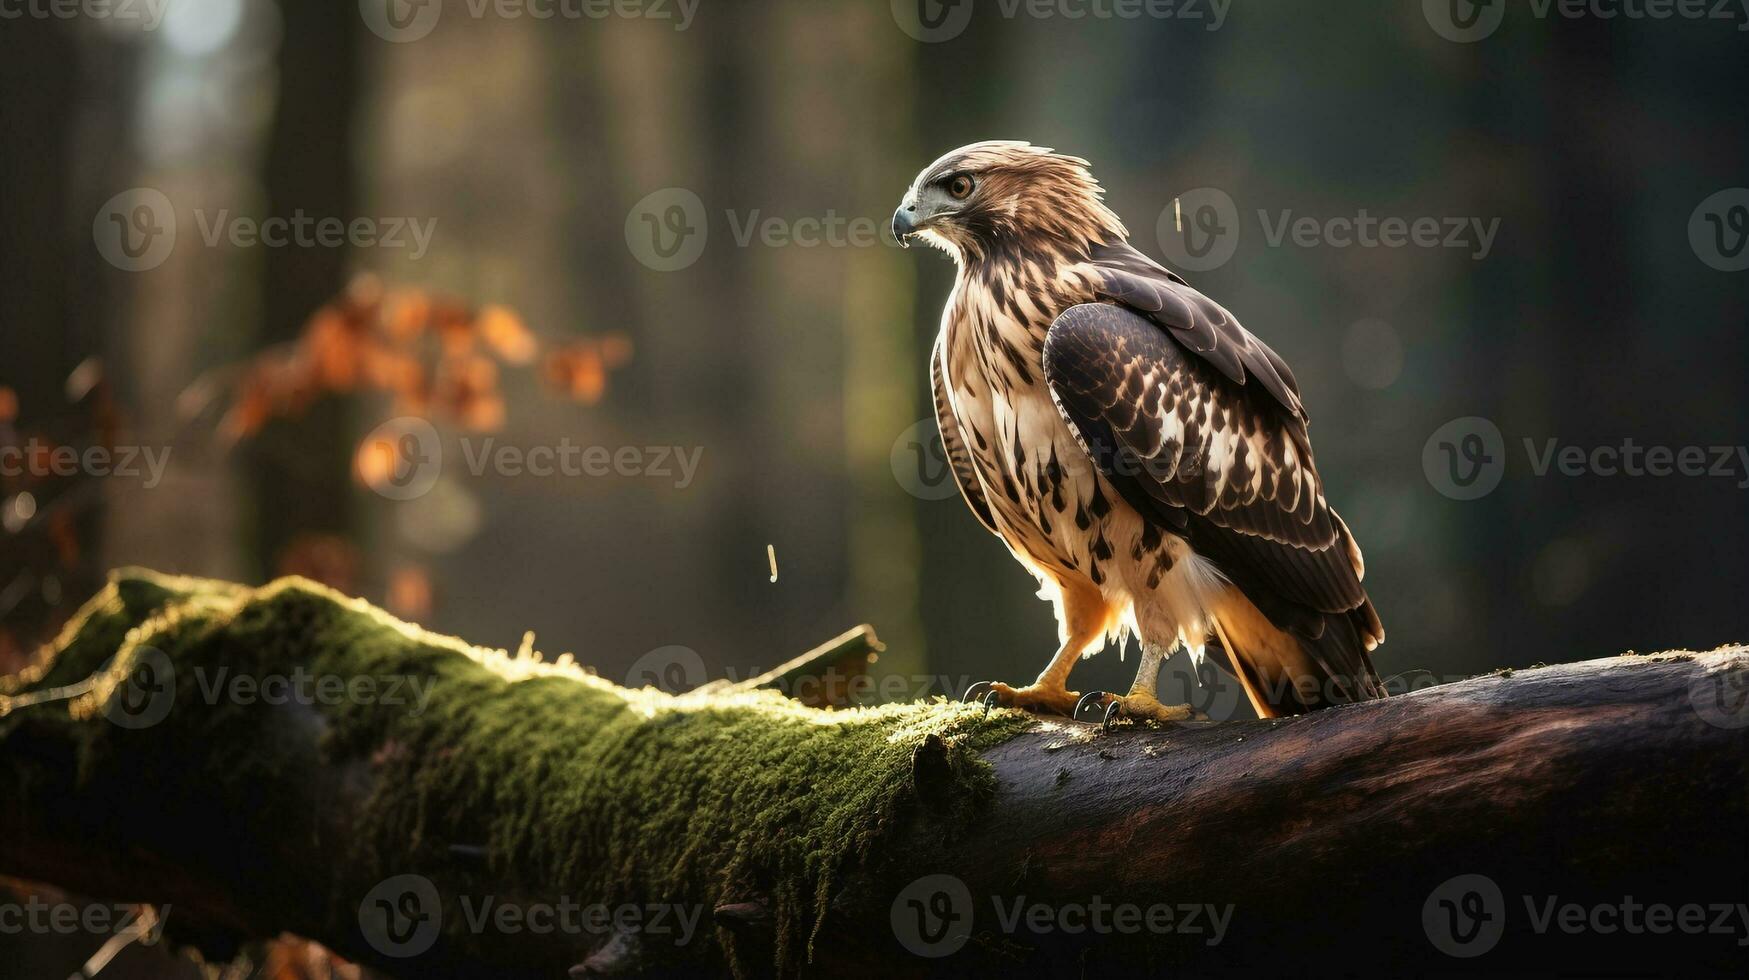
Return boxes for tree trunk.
[2,570,1746,978]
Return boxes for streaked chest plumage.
[939,259,1145,589]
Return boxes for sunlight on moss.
[2,569,1035,975]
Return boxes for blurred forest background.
[1,1,1748,974]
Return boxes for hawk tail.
[1209,592,1385,719]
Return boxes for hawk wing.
[1089,242,1306,420]
[931,333,997,536]
[1042,294,1384,705]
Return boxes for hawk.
[893,141,1384,722]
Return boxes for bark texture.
[2,570,1746,977]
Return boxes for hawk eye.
[947,174,975,200]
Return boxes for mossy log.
[1,571,1747,978]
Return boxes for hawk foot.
[1075,690,1206,730]
[963,680,1080,717]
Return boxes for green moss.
[2,570,1035,975]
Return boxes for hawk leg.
[1075,642,1205,728]
[964,577,1111,718]
[964,640,1083,716]
[968,679,1081,717]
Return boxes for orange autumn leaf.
[479,305,537,364]
[384,289,431,342]
[354,432,405,492]
[207,275,628,444]
[387,565,434,620]
[307,310,361,390]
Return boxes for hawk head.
[892,141,1127,262]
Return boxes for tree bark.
[2,571,1746,978]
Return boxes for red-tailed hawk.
[894,141,1384,722]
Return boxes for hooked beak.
[892,194,920,248]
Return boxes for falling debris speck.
[767,544,778,583]
[1174,197,1183,232]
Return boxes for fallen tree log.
[1,570,1746,977]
